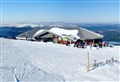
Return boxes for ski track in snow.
[0,38,120,82]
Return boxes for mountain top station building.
[16,26,103,45]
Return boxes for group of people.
[53,36,71,45]
[74,39,109,48]
[52,36,110,48]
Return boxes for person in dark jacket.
[74,39,84,48]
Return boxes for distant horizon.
[1,21,120,25]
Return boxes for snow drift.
[0,38,120,82]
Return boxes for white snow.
[0,38,120,82]
[14,23,39,28]
[33,29,45,36]
[49,28,79,38]
[1,23,40,28]
[35,27,80,39]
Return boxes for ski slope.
[0,38,120,82]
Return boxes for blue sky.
[1,0,120,23]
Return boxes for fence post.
[93,59,97,67]
[111,58,114,62]
[86,52,89,72]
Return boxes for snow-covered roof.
[33,28,80,39]
[49,28,80,38]
[33,29,45,36]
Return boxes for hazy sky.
[0,0,120,23]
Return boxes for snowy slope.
[0,38,120,82]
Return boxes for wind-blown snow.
[34,27,80,39]
[33,29,45,36]
[0,38,120,82]
[49,28,79,38]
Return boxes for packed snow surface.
[0,38,120,82]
